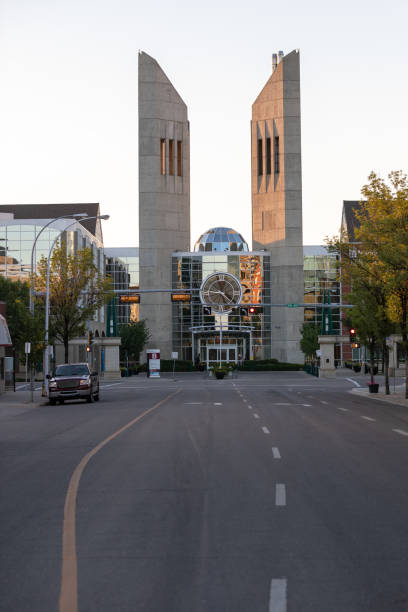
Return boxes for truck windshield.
[55,365,89,377]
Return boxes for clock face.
[200,272,243,314]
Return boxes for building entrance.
[206,344,237,365]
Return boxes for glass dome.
[194,227,249,252]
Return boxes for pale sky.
[0,0,407,250]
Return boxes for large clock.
[200,272,243,314]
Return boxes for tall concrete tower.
[138,52,190,358]
[251,50,304,363]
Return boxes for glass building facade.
[194,227,249,253]
[104,248,139,334]
[0,218,105,327]
[0,218,103,278]
[303,246,341,334]
[172,251,271,363]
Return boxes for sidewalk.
[352,383,408,408]
[0,384,44,413]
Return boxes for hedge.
[238,360,303,371]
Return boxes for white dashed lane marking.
[275,484,286,506]
[269,578,287,612]
[337,407,349,412]
[272,447,281,459]
[253,413,260,419]
[214,402,222,406]
[393,429,408,437]
[262,426,270,434]
[361,415,376,422]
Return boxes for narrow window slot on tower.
[169,139,174,175]
[177,140,182,176]
[257,139,263,176]
[274,136,280,174]
[266,137,271,175]
[160,139,166,175]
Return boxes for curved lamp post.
[29,213,88,402]
[43,214,110,395]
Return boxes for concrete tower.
[138,52,190,358]
[251,50,304,363]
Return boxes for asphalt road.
[2,372,408,611]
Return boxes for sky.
[0,0,407,250]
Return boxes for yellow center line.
[58,389,181,612]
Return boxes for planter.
[368,383,379,393]
[215,371,225,380]
[353,365,361,373]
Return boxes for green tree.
[119,320,150,362]
[346,283,394,392]
[0,276,44,367]
[300,323,320,362]
[327,170,408,395]
[35,243,113,362]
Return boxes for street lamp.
[43,214,110,395]
[28,213,88,402]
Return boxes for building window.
[257,138,263,176]
[177,140,182,176]
[266,137,271,175]
[274,136,280,174]
[169,139,174,175]
[160,139,166,175]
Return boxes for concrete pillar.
[251,50,304,363]
[138,52,190,359]
[318,335,349,378]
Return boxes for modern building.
[0,50,348,370]
[134,50,306,363]
[0,203,121,376]
[105,247,139,334]
[172,227,271,363]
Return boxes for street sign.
[24,342,31,354]
[171,352,178,359]
[286,303,299,308]
[120,295,140,303]
[147,349,160,378]
[171,293,191,303]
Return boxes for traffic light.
[349,328,356,343]
[87,330,93,353]
[249,306,256,315]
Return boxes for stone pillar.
[99,337,121,379]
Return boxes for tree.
[0,276,44,367]
[35,243,113,362]
[327,170,408,395]
[346,283,394,392]
[300,323,320,362]
[119,320,150,362]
